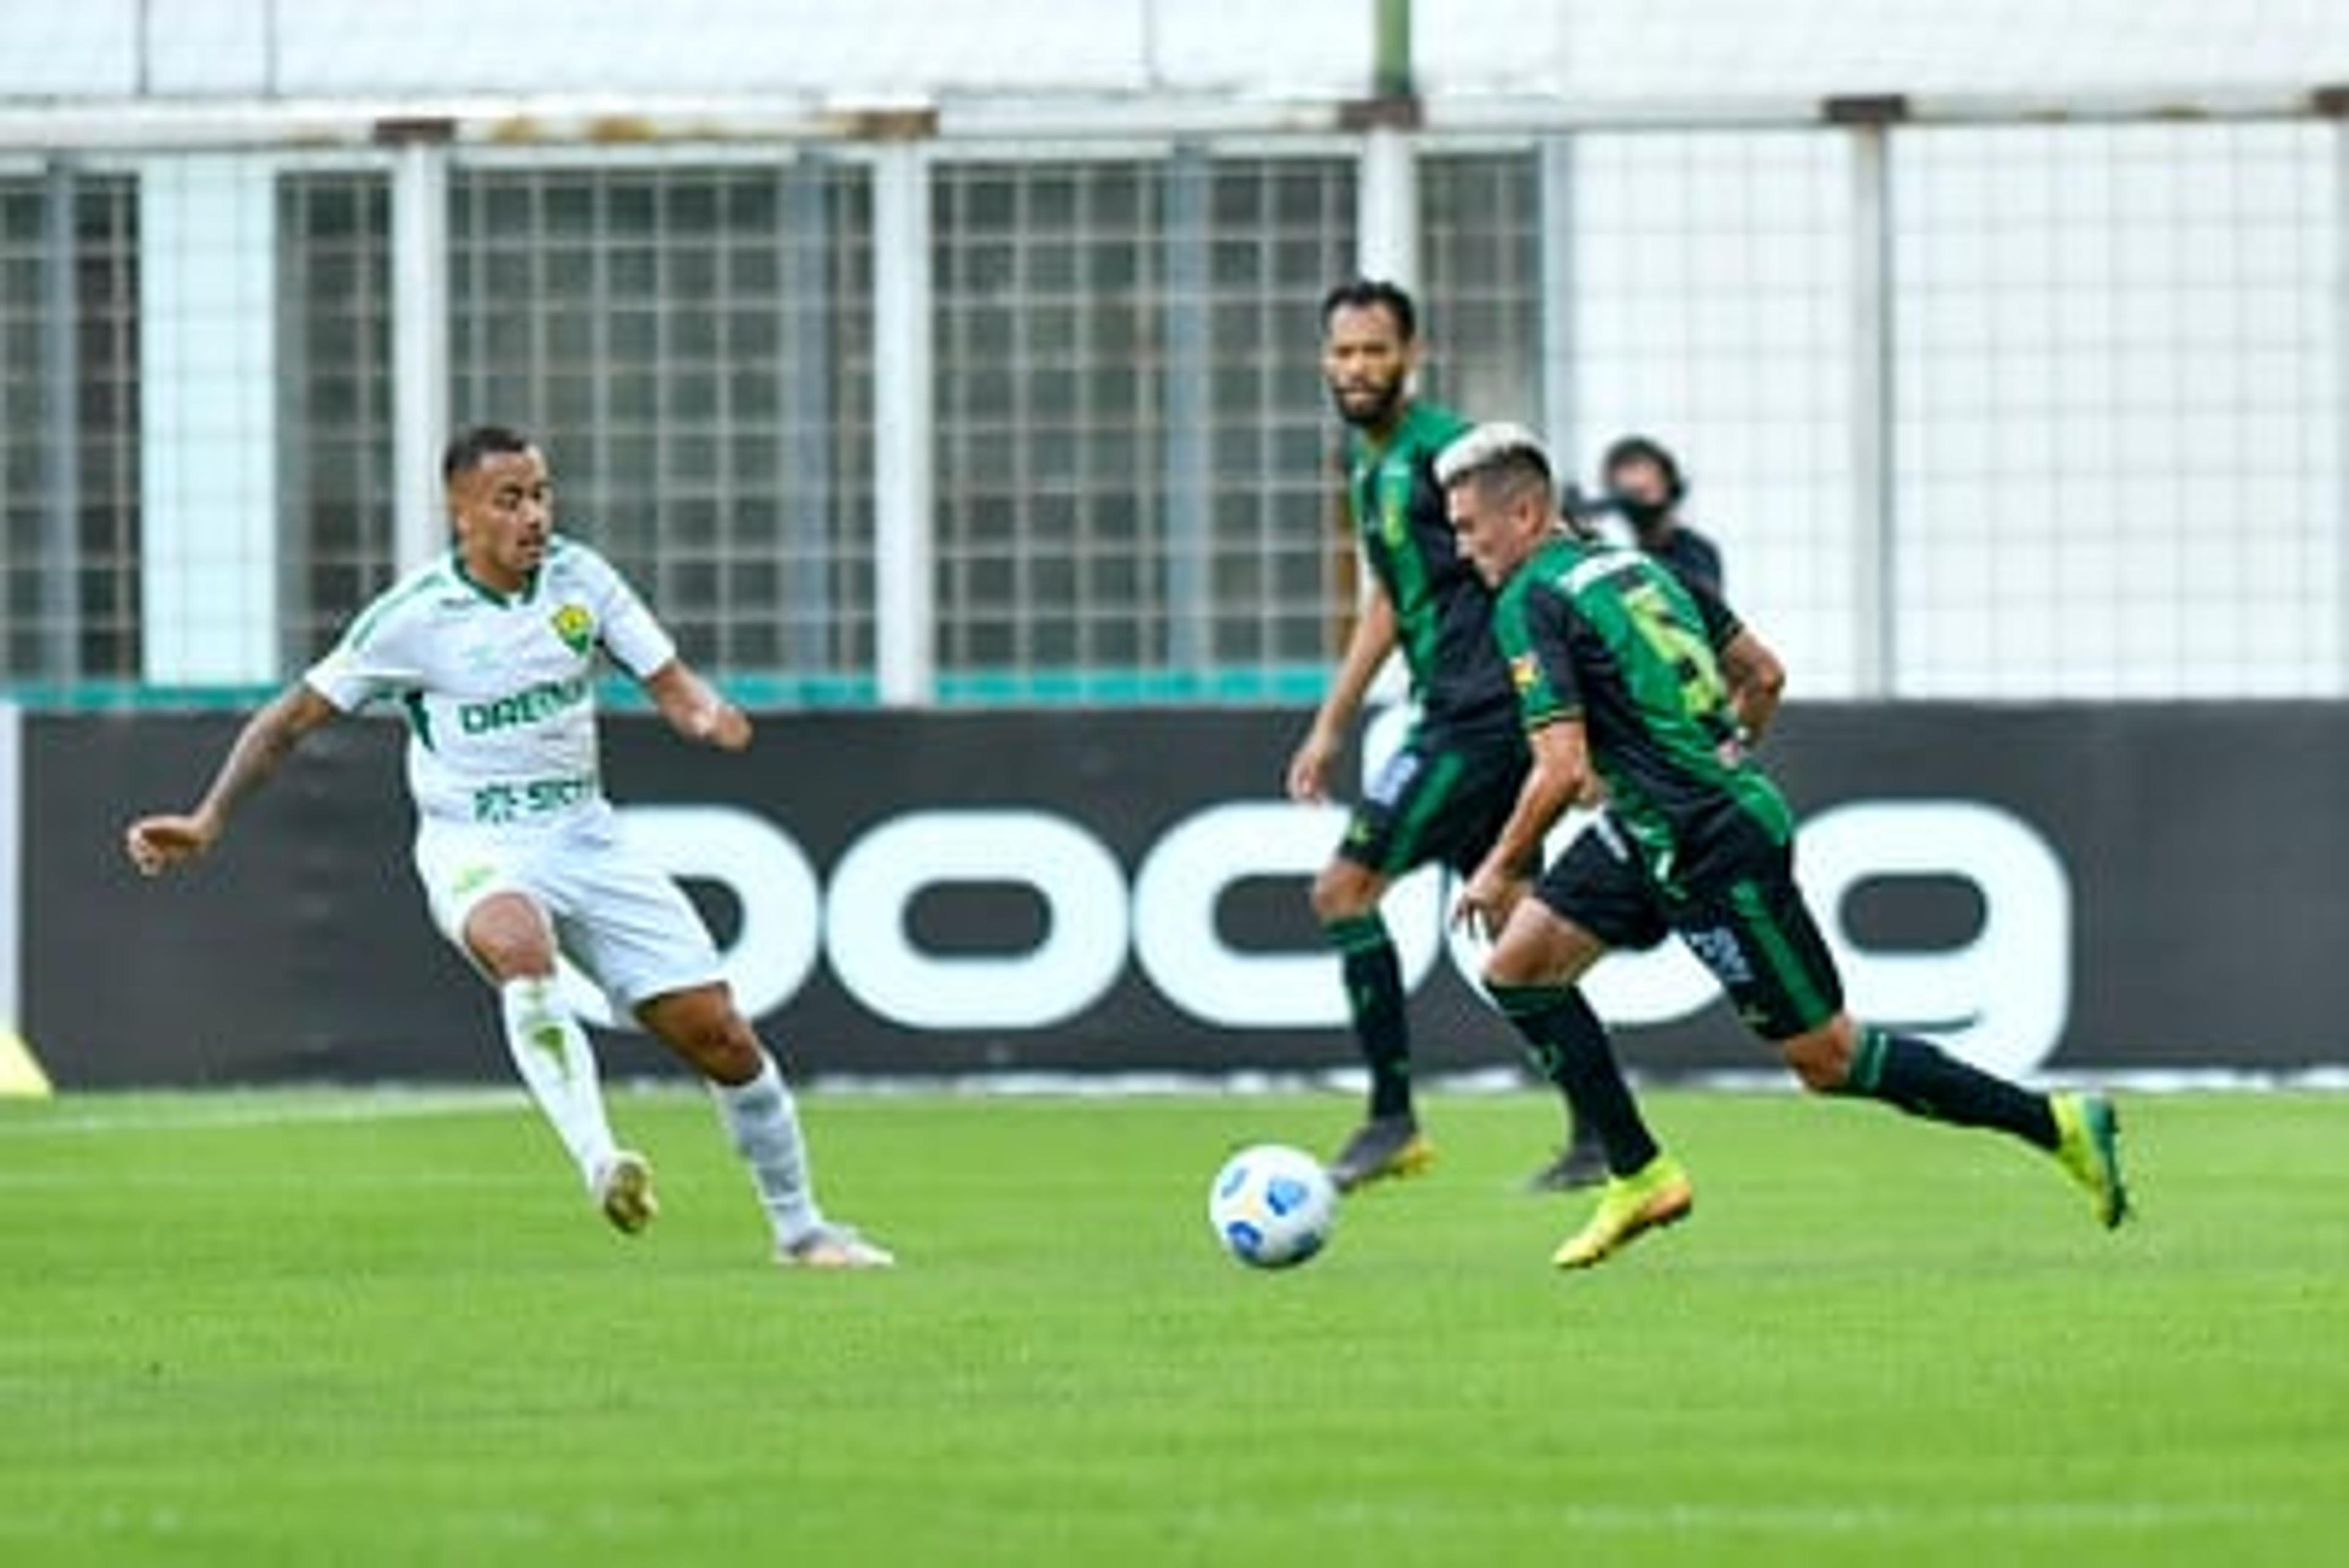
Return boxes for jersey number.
[1621,581,1727,717]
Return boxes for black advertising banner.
[24,703,2349,1087]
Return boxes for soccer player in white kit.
[124,425,892,1269]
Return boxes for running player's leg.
[1313,736,1461,1188]
[1482,828,1692,1268]
[1485,828,1670,1175]
[1315,851,1400,1133]
[557,819,891,1265]
[417,825,639,1225]
[1481,907,1657,1181]
[1679,850,2128,1228]
[631,985,888,1267]
[1450,789,1604,1192]
[459,888,642,1227]
[1311,853,1425,1188]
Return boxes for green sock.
[1486,981,1658,1178]
[1327,914,1412,1120]
[1839,1025,2059,1151]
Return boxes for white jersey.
[304,537,675,830]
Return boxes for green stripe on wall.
[3,664,1333,714]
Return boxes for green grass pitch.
[1,1087,2341,1567]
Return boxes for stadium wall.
[31,704,2347,1087]
[7,1,2348,103]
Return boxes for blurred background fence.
[2,1,2345,707]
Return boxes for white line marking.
[0,1088,528,1139]
[1,1061,2342,1141]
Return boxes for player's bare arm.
[1453,719,1594,940]
[642,658,752,752]
[1286,582,1397,801]
[1718,628,1786,743]
[123,683,341,876]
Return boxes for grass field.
[1,1086,2340,1567]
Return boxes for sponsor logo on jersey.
[471,773,598,823]
[1508,652,1540,691]
[551,603,595,655]
[458,675,592,736]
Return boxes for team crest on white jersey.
[551,603,595,655]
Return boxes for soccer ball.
[1207,1143,1337,1269]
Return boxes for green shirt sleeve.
[1494,574,1581,732]
[1680,570,1745,653]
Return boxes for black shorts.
[1336,725,1527,879]
[1534,814,1844,1040]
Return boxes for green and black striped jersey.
[1492,532,1792,890]
[1345,399,1518,736]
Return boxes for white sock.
[499,975,620,1192]
[711,1050,823,1243]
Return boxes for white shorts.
[413,801,724,1016]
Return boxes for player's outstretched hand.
[1285,727,1336,802]
[644,662,751,751]
[124,812,218,879]
[693,700,753,752]
[1451,861,1527,942]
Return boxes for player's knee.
[462,893,557,981]
[1310,860,1381,924]
[473,943,552,983]
[703,1035,765,1084]
[1780,1017,1856,1093]
[683,1020,763,1083]
[1480,931,1553,992]
[640,988,763,1082]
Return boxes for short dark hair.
[442,424,535,485]
[1602,433,1687,504]
[1321,277,1417,341]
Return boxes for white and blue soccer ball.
[1208,1143,1337,1269]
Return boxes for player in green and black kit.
[1285,280,1604,1191]
[1434,422,2131,1269]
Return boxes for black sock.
[1838,1025,2059,1151]
[1486,982,1659,1178]
[1327,914,1412,1120]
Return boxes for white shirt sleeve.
[303,589,426,713]
[576,544,677,679]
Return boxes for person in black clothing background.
[1600,434,1724,594]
